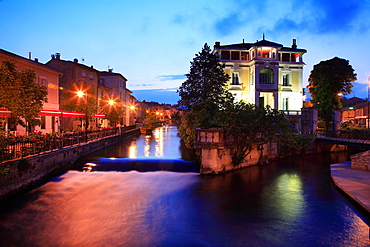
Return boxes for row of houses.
[0,49,136,135]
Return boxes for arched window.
[259,68,274,84]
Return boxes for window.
[283,74,289,86]
[89,72,93,79]
[82,70,86,77]
[231,51,239,60]
[232,73,240,85]
[41,116,46,129]
[282,98,289,110]
[259,68,274,84]
[38,77,47,86]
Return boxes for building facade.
[213,36,307,111]
[47,53,101,131]
[0,49,62,135]
[99,69,136,126]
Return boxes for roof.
[214,38,306,53]
[100,71,128,81]
[253,39,283,48]
[0,48,63,75]
[341,101,368,111]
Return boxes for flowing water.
[0,126,369,246]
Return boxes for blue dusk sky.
[1,0,370,105]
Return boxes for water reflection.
[0,151,369,245]
[127,126,180,159]
[77,126,198,172]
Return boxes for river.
[0,126,369,246]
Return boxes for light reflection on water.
[0,130,369,246]
[128,126,180,159]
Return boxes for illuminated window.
[259,68,274,84]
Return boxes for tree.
[0,60,48,129]
[218,101,296,166]
[177,43,232,110]
[177,43,233,149]
[307,57,356,129]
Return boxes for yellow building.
[213,36,307,111]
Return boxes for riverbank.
[331,162,370,217]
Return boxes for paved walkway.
[331,162,370,214]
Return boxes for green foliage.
[0,60,48,128]
[144,112,161,130]
[177,43,233,110]
[179,100,221,149]
[308,57,356,129]
[218,101,297,166]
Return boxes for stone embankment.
[0,128,140,201]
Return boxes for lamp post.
[77,90,88,142]
[108,99,116,126]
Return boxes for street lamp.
[77,90,88,142]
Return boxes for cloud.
[212,0,366,38]
[130,83,154,87]
[157,75,186,81]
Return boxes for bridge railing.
[317,129,370,141]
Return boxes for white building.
[213,36,307,111]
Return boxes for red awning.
[93,114,105,118]
[38,109,62,117]
[37,109,86,118]
[60,110,85,118]
[0,108,11,118]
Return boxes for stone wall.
[350,150,370,171]
[0,128,140,201]
[194,128,278,174]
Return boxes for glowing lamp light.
[108,99,115,106]
[130,105,136,110]
[76,90,85,98]
[348,106,354,110]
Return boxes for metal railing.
[316,129,370,144]
[0,125,138,163]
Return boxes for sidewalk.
[331,162,370,214]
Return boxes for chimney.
[73,58,78,63]
[108,68,113,73]
[292,39,297,49]
[242,39,244,43]
[34,58,39,62]
[29,52,32,60]
[214,41,220,49]
[51,54,55,59]
[55,53,61,60]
